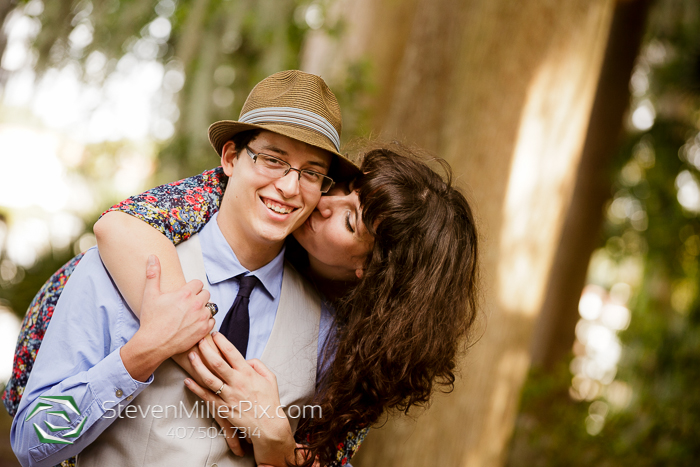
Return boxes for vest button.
[115,389,123,398]
[126,395,133,401]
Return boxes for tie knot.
[237,275,259,298]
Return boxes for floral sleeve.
[103,167,228,244]
[329,427,370,466]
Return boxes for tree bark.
[530,0,652,370]
[303,0,615,465]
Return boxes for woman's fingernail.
[189,352,195,361]
[211,330,218,337]
[184,378,191,386]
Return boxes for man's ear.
[221,141,238,177]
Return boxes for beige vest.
[78,234,321,467]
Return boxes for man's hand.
[121,255,215,381]
[138,255,214,355]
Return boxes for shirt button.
[115,389,124,398]
[126,395,133,401]
[211,464,218,467]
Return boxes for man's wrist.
[120,332,168,382]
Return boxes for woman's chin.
[310,260,358,283]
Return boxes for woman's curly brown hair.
[295,142,480,466]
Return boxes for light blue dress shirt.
[11,212,333,467]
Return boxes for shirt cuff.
[87,347,153,413]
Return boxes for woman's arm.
[94,167,227,315]
[94,168,227,418]
[95,211,186,314]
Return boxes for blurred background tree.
[508,0,700,465]
[304,0,616,464]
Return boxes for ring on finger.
[205,302,218,318]
[215,383,225,395]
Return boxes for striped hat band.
[239,107,341,152]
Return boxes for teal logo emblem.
[25,396,86,444]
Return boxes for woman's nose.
[316,195,336,218]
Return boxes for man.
[11,70,356,467]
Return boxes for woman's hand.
[184,331,296,466]
[171,336,247,457]
[213,413,246,457]
[257,444,321,467]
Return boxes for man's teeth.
[265,201,293,214]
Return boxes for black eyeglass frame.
[245,146,335,193]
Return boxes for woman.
[5,140,478,466]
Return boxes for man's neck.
[216,206,284,272]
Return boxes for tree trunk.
[303,0,615,466]
[529,0,652,370]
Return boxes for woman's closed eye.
[345,211,355,233]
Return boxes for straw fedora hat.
[208,70,358,179]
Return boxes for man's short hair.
[230,129,262,157]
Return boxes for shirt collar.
[199,212,285,299]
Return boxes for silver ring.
[215,383,225,395]
[205,302,218,318]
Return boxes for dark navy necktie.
[219,274,260,358]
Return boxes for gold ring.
[215,383,225,395]
[205,302,218,318]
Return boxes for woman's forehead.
[349,174,364,190]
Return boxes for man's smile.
[260,196,297,215]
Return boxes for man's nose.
[274,170,301,198]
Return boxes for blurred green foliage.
[0,232,85,323]
[6,0,373,179]
[507,0,700,465]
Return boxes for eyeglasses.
[246,146,335,193]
